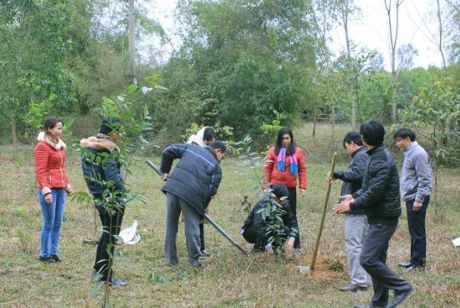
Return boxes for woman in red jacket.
[34,117,72,263]
[263,127,307,249]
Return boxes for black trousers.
[406,196,430,267]
[94,201,125,281]
[243,225,290,251]
[199,222,205,251]
[288,188,300,248]
[360,223,412,306]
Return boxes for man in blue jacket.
[160,141,226,267]
[394,128,432,272]
[334,121,412,308]
[329,131,370,292]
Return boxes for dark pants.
[199,223,205,251]
[360,223,412,306]
[94,201,125,281]
[243,225,290,252]
[406,196,430,267]
[288,188,300,248]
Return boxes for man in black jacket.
[329,131,370,292]
[334,121,412,308]
[160,141,226,266]
[241,184,298,254]
[81,118,127,287]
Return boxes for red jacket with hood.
[34,132,69,195]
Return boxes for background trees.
[0,0,458,152]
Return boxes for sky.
[148,0,447,70]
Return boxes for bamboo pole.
[310,152,337,271]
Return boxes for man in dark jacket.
[80,118,127,287]
[241,184,298,254]
[329,131,370,292]
[160,141,226,266]
[334,120,412,308]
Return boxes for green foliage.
[256,191,289,256]
[158,0,317,141]
[399,72,460,165]
[0,0,80,141]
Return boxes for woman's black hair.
[274,127,296,155]
[44,117,64,136]
[360,120,385,146]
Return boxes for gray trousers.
[165,193,202,266]
[344,214,371,286]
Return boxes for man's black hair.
[203,127,216,142]
[393,128,416,141]
[343,131,363,148]
[99,118,122,135]
[209,140,227,153]
[360,120,385,146]
[272,184,289,199]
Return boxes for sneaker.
[108,278,128,287]
[407,265,424,272]
[398,261,412,268]
[340,284,368,292]
[51,255,62,263]
[39,256,54,263]
[201,249,211,257]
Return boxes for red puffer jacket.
[34,134,69,194]
[263,146,307,189]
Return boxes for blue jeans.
[38,188,66,257]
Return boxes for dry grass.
[0,128,459,307]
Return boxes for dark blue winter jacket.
[160,143,222,216]
[333,146,368,215]
[80,136,124,198]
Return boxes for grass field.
[1,124,459,307]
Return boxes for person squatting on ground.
[80,118,127,287]
[187,126,216,256]
[394,128,433,272]
[328,131,371,292]
[160,141,226,266]
[34,116,73,263]
[240,184,298,254]
[263,127,307,249]
[334,120,413,308]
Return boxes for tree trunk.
[11,115,17,146]
[436,0,447,68]
[312,112,317,140]
[385,0,404,122]
[342,0,357,128]
[128,0,135,77]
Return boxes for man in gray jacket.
[160,141,226,267]
[329,131,370,292]
[394,128,432,272]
